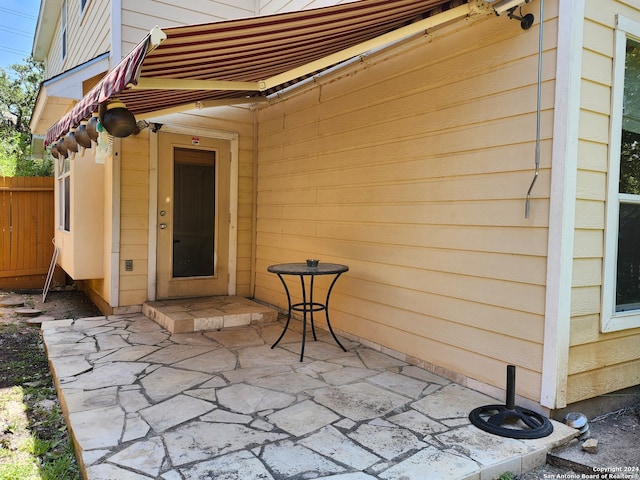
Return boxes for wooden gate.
[0,177,55,289]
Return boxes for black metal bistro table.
[267,262,348,361]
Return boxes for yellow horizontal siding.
[571,313,639,346]
[120,273,147,291]
[254,9,552,402]
[566,359,640,405]
[570,315,602,347]
[120,289,148,306]
[119,133,150,306]
[572,258,602,288]
[575,170,606,201]
[577,140,609,172]
[574,199,604,229]
[120,229,147,245]
[341,308,543,402]
[121,244,148,259]
[573,229,604,258]
[581,80,613,115]
[567,0,640,404]
[582,50,613,88]
[569,334,640,375]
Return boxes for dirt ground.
[0,288,102,323]
[0,288,102,390]
[1,288,639,479]
[542,404,640,479]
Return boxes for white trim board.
[110,138,122,308]
[540,0,583,409]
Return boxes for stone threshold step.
[143,296,278,334]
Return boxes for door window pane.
[172,148,215,278]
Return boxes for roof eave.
[32,0,64,62]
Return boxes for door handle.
[160,223,167,229]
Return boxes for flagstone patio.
[41,309,577,480]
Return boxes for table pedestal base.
[270,270,347,361]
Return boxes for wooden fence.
[0,176,55,289]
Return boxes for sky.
[0,0,41,73]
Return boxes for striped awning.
[48,37,150,139]
[45,0,481,145]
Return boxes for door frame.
[147,123,239,301]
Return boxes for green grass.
[0,386,41,480]
[0,459,41,480]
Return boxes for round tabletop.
[267,263,349,275]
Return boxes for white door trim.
[110,138,122,307]
[147,124,239,300]
[147,129,159,301]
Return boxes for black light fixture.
[75,120,92,148]
[64,128,79,153]
[86,112,100,142]
[507,7,534,29]
[490,0,534,29]
[101,100,137,138]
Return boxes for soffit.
[30,53,110,135]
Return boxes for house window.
[603,16,640,332]
[61,0,67,60]
[57,157,70,232]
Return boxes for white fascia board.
[44,54,110,99]
[30,54,110,134]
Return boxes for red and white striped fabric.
[45,0,459,146]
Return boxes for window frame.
[61,0,67,61]
[80,0,89,17]
[602,15,640,332]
